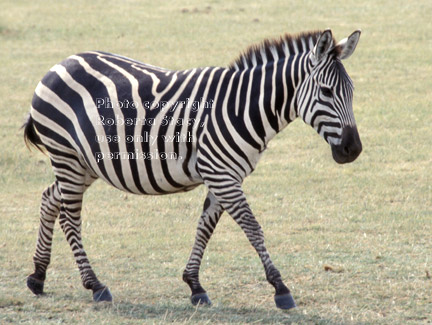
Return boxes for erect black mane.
[229,30,337,71]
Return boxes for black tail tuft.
[22,113,44,153]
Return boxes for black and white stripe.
[25,29,362,308]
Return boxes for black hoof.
[27,276,44,295]
[275,293,296,310]
[93,287,113,302]
[191,292,211,306]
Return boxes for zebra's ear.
[312,29,333,63]
[336,30,361,60]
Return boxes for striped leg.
[208,181,296,310]
[56,173,112,302]
[27,181,62,295]
[183,192,224,306]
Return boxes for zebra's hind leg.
[183,192,224,306]
[27,181,62,296]
[56,171,112,302]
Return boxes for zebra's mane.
[229,30,335,71]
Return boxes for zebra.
[24,29,362,309]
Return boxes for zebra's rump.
[30,51,205,195]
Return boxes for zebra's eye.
[321,87,333,98]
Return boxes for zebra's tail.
[23,113,45,153]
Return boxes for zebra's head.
[297,30,362,164]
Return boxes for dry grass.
[1,0,431,323]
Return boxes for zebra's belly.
[89,145,203,195]
[99,175,203,195]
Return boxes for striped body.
[31,49,301,195]
[25,30,362,307]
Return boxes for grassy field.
[1,0,431,323]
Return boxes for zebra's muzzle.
[331,126,362,164]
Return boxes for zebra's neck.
[226,32,321,146]
[219,52,310,149]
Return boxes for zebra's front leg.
[183,192,224,306]
[212,184,296,310]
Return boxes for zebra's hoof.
[93,287,113,302]
[27,276,44,295]
[191,292,211,306]
[274,293,296,310]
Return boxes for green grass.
[1,0,431,323]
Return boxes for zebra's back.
[30,51,206,195]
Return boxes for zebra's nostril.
[343,146,350,155]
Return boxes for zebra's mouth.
[331,126,362,164]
